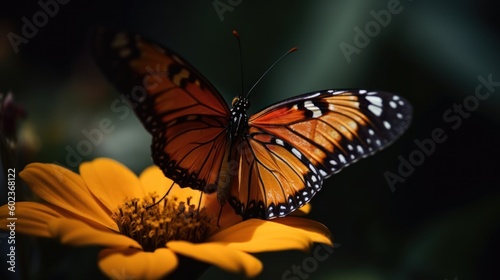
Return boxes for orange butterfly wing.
[92,29,230,192]
[229,90,412,218]
[93,29,412,220]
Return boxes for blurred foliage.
[1,0,499,279]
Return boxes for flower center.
[112,193,214,252]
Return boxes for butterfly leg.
[216,202,225,227]
[146,180,175,209]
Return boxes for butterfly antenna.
[233,30,245,95]
[245,46,298,98]
[146,181,175,209]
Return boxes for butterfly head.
[231,96,249,108]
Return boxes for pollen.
[112,193,213,252]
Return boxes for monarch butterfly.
[91,28,412,220]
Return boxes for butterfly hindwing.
[229,89,412,219]
[229,128,323,219]
[92,28,231,192]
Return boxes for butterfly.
[91,28,412,220]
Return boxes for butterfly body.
[92,28,412,220]
[228,96,250,142]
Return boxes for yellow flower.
[0,158,332,279]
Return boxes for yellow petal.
[20,162,117,230]
[0,202,63,237]
[99,247,178,280]
[167,240,262,278]
[209,217,333,253]
[48,218,141,249]
[291,203,311,216]
[203,193,243,231]
[138,165,172,195]
[273,216,333,245]
[139,165,205,205]
[80,158,144,211]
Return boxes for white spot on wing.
[309,163,317,174]
[383,121,391,129]
[304,101,322,118]
[359,90,367,94]
[389,101,397,108]
[357,145,364,153]
[368,105,382,116]
[292,148,302,159]
[366,96,382,106]
[275,139,285,146]
[339,154,346,163]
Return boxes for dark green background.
[1,0,499,279]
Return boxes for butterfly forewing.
[92,28,231,192]
[231,89,412,218]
